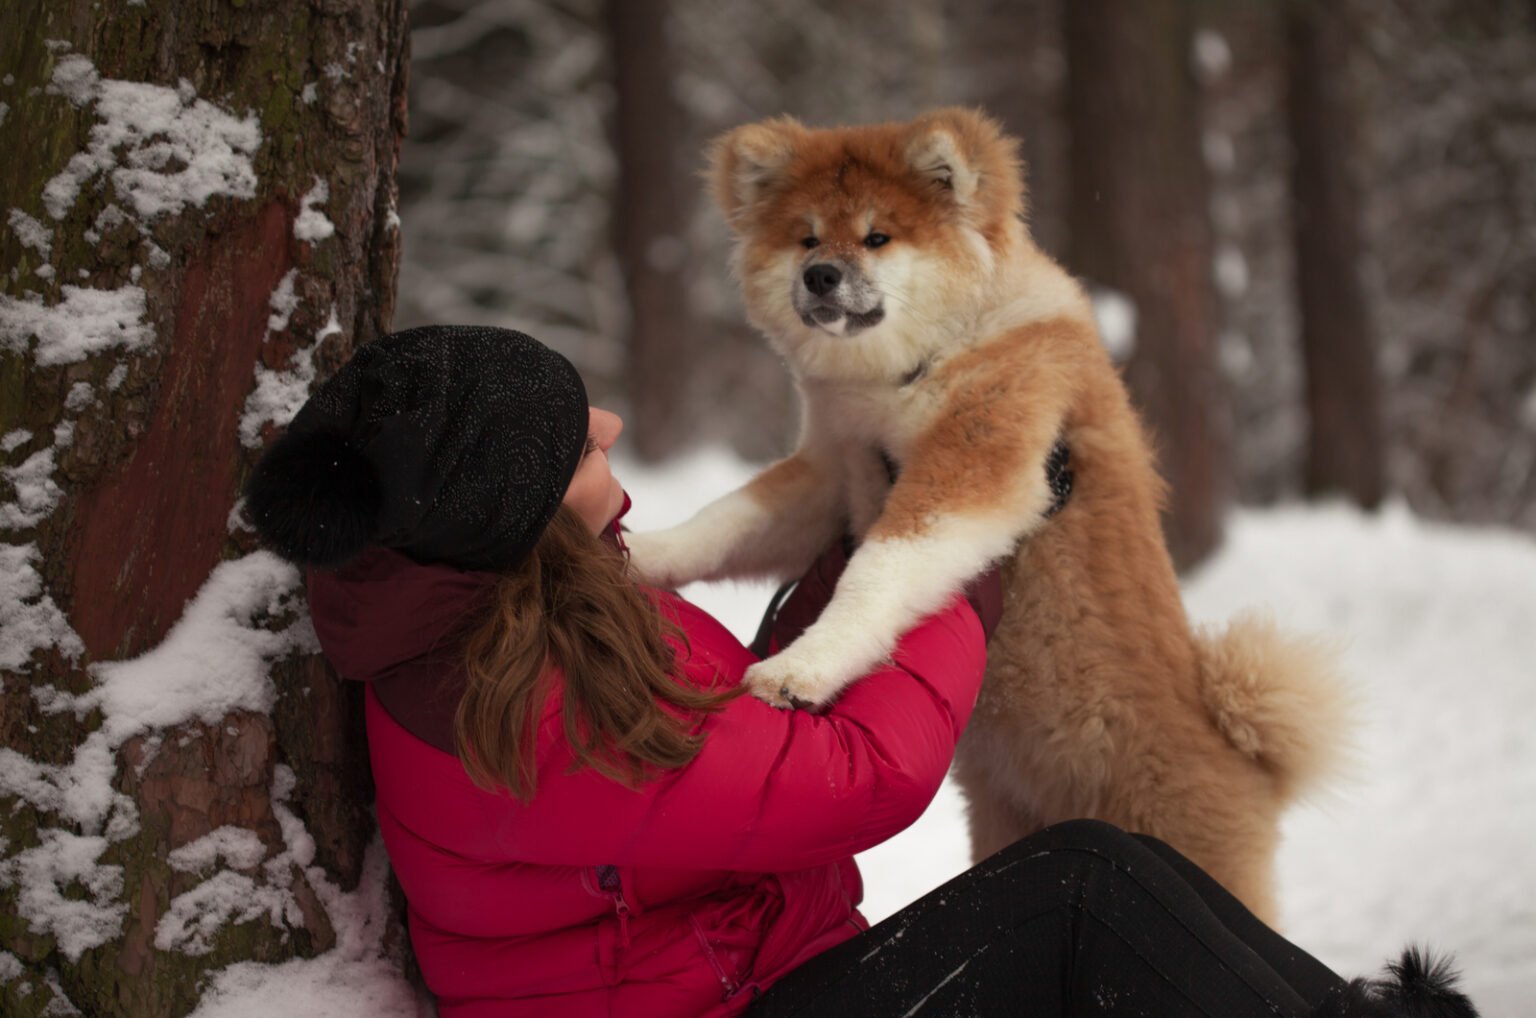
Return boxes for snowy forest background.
[1,0,1533,1015]
[397,0,1536,563]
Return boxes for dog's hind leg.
[952,743,1046,864]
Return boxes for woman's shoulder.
[642,586,758,691]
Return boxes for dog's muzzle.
[795,262,885,336]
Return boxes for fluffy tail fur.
[1313,947,1481,1018]
[1194,611,1354,800]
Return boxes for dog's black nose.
[803,263,842,297]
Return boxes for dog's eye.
[864,232,890,248]
[801,236,820,250]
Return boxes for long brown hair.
[455,505,740,800]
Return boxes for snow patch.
[42,55,260,223]
[84,203,127,244]
[241,306,339,448]
[1203,130,1236,175]
[294,178,335,243]
[105,363,128,391]
[0,446,62,530]
[1192,28,1232,82]
[265,269,299,336]
[0,829,127,962]
[155,767,315,955]
[0,543,84,671]
[1214,244,1249,298]
[227,497,253,534]
[168,827,269,874]
[185,839,418,1018]
[9,208,53,258]
[57,553,319,744]
[64,382,94,412]
[1090,287,1137,362]
[0,284,150,366]
[1,430,30,453]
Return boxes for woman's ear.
[708,115,804,227]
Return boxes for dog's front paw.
[623,529,699,588]
[744,652,849,712]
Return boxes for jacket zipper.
[688,914,742,999]
[595,865,631,948]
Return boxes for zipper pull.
[613,892,631,948]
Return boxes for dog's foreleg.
[744,322,1088,707]
[744,508,1027,708]
[625,452,843,589]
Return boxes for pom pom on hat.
[245,427,383,567]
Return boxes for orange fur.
[656,109,1352,924]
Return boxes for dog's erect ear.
[709,116,804,226]
[904,107,1023,222]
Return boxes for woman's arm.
[480,593,986,872]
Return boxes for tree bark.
[1285,0,1384,508]
[606,0,698,461]
[0,1,408,1014]
[1062,0,1229,570]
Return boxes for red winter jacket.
[307,540,985,1017]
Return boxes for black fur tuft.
[1312,947,1480,1018]
[246,427,382,566]
[1377,947,1480,1018]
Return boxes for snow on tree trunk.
[0,1,408,1014]
[1062,0,1230,570]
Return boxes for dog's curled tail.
[1194,611,1355,801]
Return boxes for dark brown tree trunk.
[0,1,408,1014]
[607,0,697,462]
[1285,0,1384,508]
[1062,0,1229,570]
[945,0,1070,259]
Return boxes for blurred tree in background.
[1062,0,1229,569]
[1285,0,1384,509]
[394,0,1536,565]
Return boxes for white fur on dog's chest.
[801,376,949,537]
[803,375,943,462]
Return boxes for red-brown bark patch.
[67,201,292,660]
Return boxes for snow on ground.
[618,449,1536,1018]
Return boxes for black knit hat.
[245,325,589,572]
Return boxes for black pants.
[750,819,1343,1017]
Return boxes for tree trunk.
[945,0,1069,259]
[1285,0,1384,508]
[0,1,408,1014]
[1062,0,1229,570]
[606,0,698,461]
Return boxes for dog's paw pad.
[745,658,835,711]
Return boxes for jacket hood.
[306,492,635,683]
[307,545,498,683]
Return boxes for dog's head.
[709,108,1027,382]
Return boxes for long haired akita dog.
[626,108,1349,923]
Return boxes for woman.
[247,326,1477,1018]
